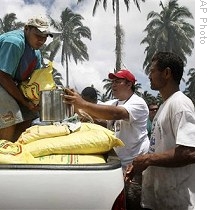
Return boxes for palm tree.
[41,36,61,63]
[134,83,143,97]
[141,0,194,74]
[40,35,61,66]
[102,78,113,99]
[77,0,145,97]
[50,8,91,87]
[141,90,155,104]
[77,0,145,71]
[0,13,24,34]
[93,0,145,71]
[100,93,110,102]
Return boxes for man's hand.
[124,154,151,182]
[27,101,40,111]
[62,88,86,108]
[124,164,135,182]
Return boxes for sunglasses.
[111,79,127,84]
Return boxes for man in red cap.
[63,69,150,170]
[63,69,149,209]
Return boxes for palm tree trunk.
[168,31,173,52]
[115,0,122,71]
[65,53,69,87]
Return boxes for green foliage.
[49,7,91,87]
[141,0,195,74]
[0,13,24,34]
[90,0,144,16]
[184,68,195,104]
[1,2,195,102]
[141,91,163,106]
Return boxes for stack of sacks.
[0,140,35,164]
[0,139,106,164]
[34,154,107,164]
[17,124,71,144]
[0,123,124,164]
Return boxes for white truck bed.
[0,150,125,210]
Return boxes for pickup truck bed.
[0,149,125,210]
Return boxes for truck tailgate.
[0,150,124,210]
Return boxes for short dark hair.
[81,87,98,103]
[124,80,135,92]
[152,52,184,85]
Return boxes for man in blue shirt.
[0,15,53,142]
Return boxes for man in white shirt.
[63,69,150,171]
[64,70,150,210]
[125,52,195,210]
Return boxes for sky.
[0,0,195,97]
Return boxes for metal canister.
[40,89,72,122]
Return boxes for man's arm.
[63,88,129,120]
[141,145,194,168]
[125,145,195,181]
[0,70,38,111]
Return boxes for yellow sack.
[24,129,125,157]
[17,124,70,145]
[34,154,106,164]
[79,122,114,135]
[20,62,56,105]
[0,140,35,164]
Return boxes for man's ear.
[24,25,29,31]
[165,67,172,79]
[127,81,133,88]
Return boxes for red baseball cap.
[108,70,136,84]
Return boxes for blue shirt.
[0,29,41,82]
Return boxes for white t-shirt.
[106,94,150,169]
[141,91,195,210]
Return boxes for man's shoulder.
[170,91,194,106]
[0,30,24,46]
[104,99,117,105]
[166,91,194,113]
[130,93,147,104]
